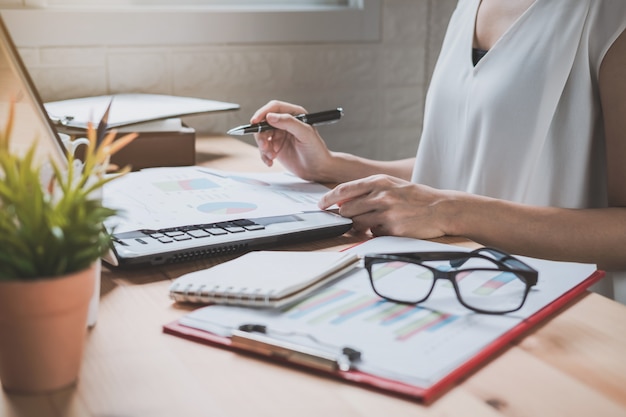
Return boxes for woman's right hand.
[250,100,335,182]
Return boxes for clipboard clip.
[231,324,361,373]
[50,115,74,126]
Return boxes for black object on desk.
[227,108,343,135]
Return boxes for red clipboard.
[163,268,604,403]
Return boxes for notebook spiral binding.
[171,282,274,306]
[168,251,360,308]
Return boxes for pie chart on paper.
[197,201,257,215]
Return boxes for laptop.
[0,16,352,268]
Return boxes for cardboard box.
[60,118,196,171]
[45,93,240,170]
[110,121,195,171]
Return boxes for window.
[43,0,348,6]
[4,0,380,46]
[42,0,348,5]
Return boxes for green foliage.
[0,104,136,280]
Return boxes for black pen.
[227,107,343,136]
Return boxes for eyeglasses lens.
[369,261,435,303]
[370,257,528,313]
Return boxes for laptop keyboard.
[107,213,351,267]
[122,219,266,245]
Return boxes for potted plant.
[0,102,136,394]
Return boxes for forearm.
[321,152,415,183]
[442,193,626,271]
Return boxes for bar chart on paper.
[179,267,520,387]
[153,178,219,192]
[175,236,599,394]
[286,288,459,343]
[197,202,258,215]
[256,269,518,386]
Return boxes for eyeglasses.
[363,247,538,314]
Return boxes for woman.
[250,1,626,298]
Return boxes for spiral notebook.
[168,251,359,308]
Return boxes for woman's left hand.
[318,174,453,239]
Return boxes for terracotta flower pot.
[0,264,96,394]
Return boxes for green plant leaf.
[0,103,136,280]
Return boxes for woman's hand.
[318,174,455,239]
[250,100,335,182]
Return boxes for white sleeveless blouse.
[412,0,626,209]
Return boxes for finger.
[253,132,276,166]
[349,213,378,234]
[266,129,287,154]
[337,198,380,225]
[318,180,372,210]
[265,112,315,146]
[254,131,272,152]
[260,151,274,167]
[254,132,274,161]
[255,131,287,163]
[347,209,386,235]
[250,100,308,124]
[370,224,388,237]
[268,135,285,155]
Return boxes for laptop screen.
[0,15,67,169]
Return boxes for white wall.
[1,0,457,160]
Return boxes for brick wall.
[3,0,457,161]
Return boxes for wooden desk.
[3,136,626,417]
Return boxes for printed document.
[104,166,333,233]
[178,237,597,389]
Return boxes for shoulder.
[586,1,626,57]
[576,0,626,78]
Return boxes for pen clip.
[232,324,360,373]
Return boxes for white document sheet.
[45,93,239,129]
[103,166,333,233]
[179,237,597,389]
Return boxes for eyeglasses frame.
[362,247,538,314]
